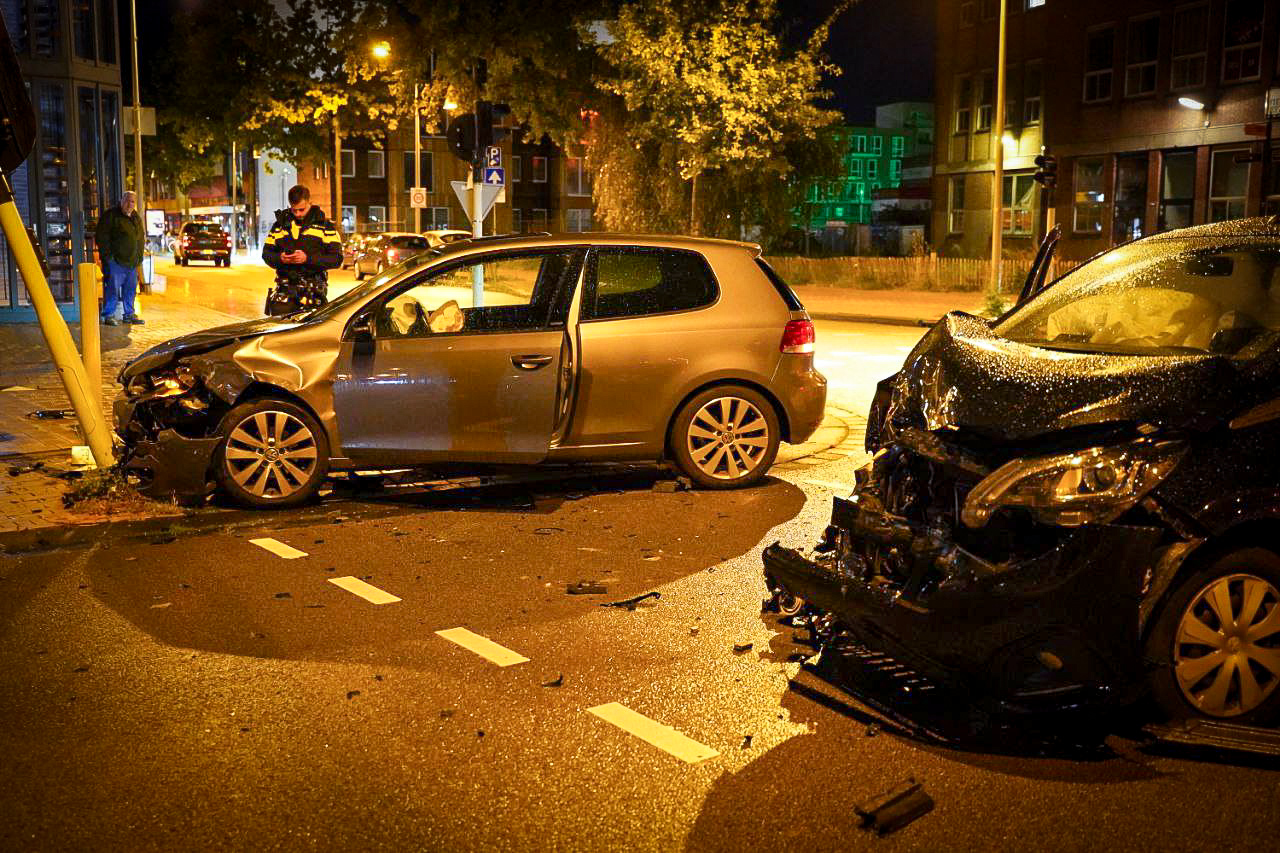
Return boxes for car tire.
[669,385,780,490]
[355,266,365,281]
[213,398,330,509]
[179,256,187,266]
[1145,547,1280,725]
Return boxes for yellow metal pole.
[77,262,101,408]
[0,174,114,467]
[989,0,1008,296]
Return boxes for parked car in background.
[765,218,1280,725]
[354,232,432,279]
[174,222,232,267]
[341,233,369,270]
[115,233,827,508]
[423,229,472,249]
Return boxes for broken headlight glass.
[961,439,1187,528]
[138,365,199,398]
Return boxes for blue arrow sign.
[483,167,505,185]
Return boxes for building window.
[870,136,883,155]
[531,156,547,183]
[1222,0,1263,83]
[1113,154,1150,243]
[529,208,549,230]
[1024,63,1043,125]
[949,176,966,233]
[99,0,116,64]
[313,162,327,180]
[73,0,96,61]
[954,76,972,134]
[341,205,356,233]
[891,136,905,157]
[1159,150,1196,231]
[1125,16,1159,96]
[565,208,592,232]
[402,151,433,192]
[511,207,522,233]
[867,160,878,179]
[564,157,590,196]
[1072,157,1106,234]
[367,149,385,179]
[511,155,522,182]
[340,149,355,178]
[1084,27,1115,103]
[367,205,387,231]
[430,207,450,229]
[1171,4,1208,89]
[1003,173,1036,235]
[889,160,902,182]
[976,73,993,131]
[1027,0,1045,8]
[854,135,867,154]
[850,159,863,178]
[960,2,976,27]
[1209,149,1250,222]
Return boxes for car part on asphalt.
[854,778,934,836]
[567,581,608,595]
[1144,719,1280,758]
[600,591,661,610]
[115,234,825,508]
[766,218,1280,728]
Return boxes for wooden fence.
[764,255,1075,294]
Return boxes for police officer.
[262,185,341,311]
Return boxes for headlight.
[148,366,198,397]
[961,439,1187,528]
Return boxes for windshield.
[995,238,1280,355]
[304,249,443,322]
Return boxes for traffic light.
[476,102,512,150]
[448,103,513,164]
[447,112,477,163]
[1034,154,1058,189]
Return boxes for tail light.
[181,236,190,246]
[386,249,399,262]
[780,319,815,354]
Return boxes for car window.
[184,224,223,235]
[374,250,578,339]
[389,235,429,249]
[997,240,1280,355]
[585,248,717,320]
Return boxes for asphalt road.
[2,262,1277,850]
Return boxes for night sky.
[127,0,937,124]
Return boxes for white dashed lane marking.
[436,627,530,667]
[329,576,402,605]
[249,538,309,559]
[588,703,719,764]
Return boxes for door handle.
[512,354,554,370]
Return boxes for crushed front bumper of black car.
[763,490,1164,714]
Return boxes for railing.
[764,254,1075,293]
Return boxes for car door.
[333,248,583,465]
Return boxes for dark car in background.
[354,232,432,279]
[174,222,232,267]
[766,219,1280,725]
[115,233,827,508]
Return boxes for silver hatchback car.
[116,234,828,507]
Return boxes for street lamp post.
[414,82,421,233]
[989,0,1008,296]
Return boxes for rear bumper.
[772,357,826,443]
[763,495,1163,709]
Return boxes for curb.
[808,311,937,328]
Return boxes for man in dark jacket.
[95,191,145,325]
[262,185,342,277]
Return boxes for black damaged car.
[765,219,1280,725]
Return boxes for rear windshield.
[183,224,225,235]
[389,236,430,249]
[755,258,804,310]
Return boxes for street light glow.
[371,41,391,60]
[443,98,459,111]
[1178,96,1206,111]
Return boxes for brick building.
[935,0,1280,262]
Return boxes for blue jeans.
[103,260,137,320]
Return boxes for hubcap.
[686,396,769,481]
[1173,573,1280,717]
[224,410,319,499]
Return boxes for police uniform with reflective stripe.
[262,205,342,275]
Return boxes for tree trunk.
[689,171,701,236]
[332,115,343,233]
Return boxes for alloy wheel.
[685,396,770,481]
[223,410,320,500]
[1173,572,1280,717]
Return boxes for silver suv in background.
[115,234,828,507]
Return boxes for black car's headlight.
[961,439,1187,528]
[133,365,198,398]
